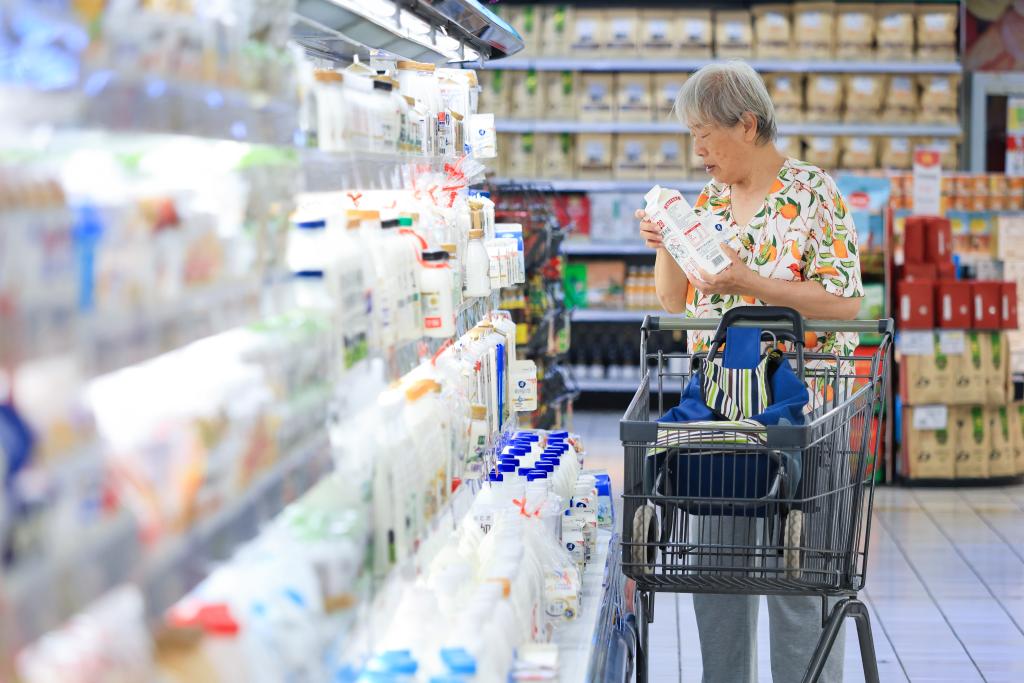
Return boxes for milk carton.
[644,185,731,277]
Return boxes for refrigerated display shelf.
[497,120,963,137]
[494,178,705,193]
[575,377,679,393]
[303,149,485,192]
[486,58,962,74]
[572,309,660,323]
[562,241,656,256]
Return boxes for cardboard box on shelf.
[794,1,836,59]
[477,70,508,118]
[571,9,607,55]
[543,71,577,121]
[515,5,542,58]
[836,3,877,59]
[903,263,937,281]
[768,74,804,123]
[640,10,682,58]
[508,69,542,120]
[951,332,988,404]
[904,407,955,479]
[753,5,793,59]
[539,133,575,179]
[805,75,843,123]
[563,260,627,309]
[988,406,1016,477]
[678,9,713,58]
[1002,282,1019,330]
[915,3,959,62]
[606,8,641,57]
[616,73,653,123]
[881,76,918,124]
[926,216,953,264]
[653,73,688,122]
[844,75,885,122]
[579,73,615,123]
[614,135,652,180]
[541,5,574,57]
[952,405,991,479]
[804,136,840,169]
[714,10,753,59]
[876,4,916,61]
[903,216,927,264]
[901,333,950,404]
[505,133,539,178]
[576,133,614,180]
[983,331,1010,405]
[936,280,972,328]
[972,281,1003,329]
[914,137,959,170]
[650,135,688,178]
[897,280,935,329]
[1011,404,1024,474]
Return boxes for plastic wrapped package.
[839,136,878,169]
[614,134,652,180]
[879,136,913,169]
[508,70,541,121]
[881,75,918,123]
[543,71,577,120]
[678,9,714,58]
[913,137,959,169]
[541,5,574,57]
[768,73,804,122]
[918,75,960,125]
[836,3,877,59]
[606,8,640,57]
[653,73,688,122]
[538,133,575,179]
[715,10,753,59]
[915,4,958,61]
[616,73,653,123]
[804,136,840,168]
[844,74,885,121]
[576,134,614,180]
[876,4,915,61]
[578,73,615,123]
[753,5,793,59]
[805,74,843,122]
[793,2,836,59]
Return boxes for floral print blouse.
[685,158,864,358]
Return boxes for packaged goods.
[768,74,804,122]
[539,133,574,179]
[953,405,990,478]
[516,5,542,58]
[653,73,688,122]
[643,186,730,277]
[951,333,988,404]
[579,73,615,123]
[571,9,607,55]
[616,73,653,123]
[640,10,683,58]
[989,406,1017,477]
[904,409,955,478]
[478,71,508,122]
[753,5,793,59]
[615,135,652,180]
[714,10,753,59]
[650,135,688,178]
[901,334,951,404]
[880,137,912,169]
[1002,282,1019,330]
[565,261,626,309]
[506,133,539,178]
[805,75,843,122]
[882,75,918,123]
[606,8,640,57]
[914,138,958,170]
[836,3,877,59]
[983,331,1009,404]
[918,75,960,125]
[973,281,1003,329]
[844,75,885,121]
[793,2,836,59]
[804,136,840,169]
[575,134,613,180]
[541,5,574,57]
[897,279,935,328]
[840,136,877,169]
[936,281,971,328]
[775,135,800,159]
[876,4,915,61]
[508,70,541,120]
[543,71,577,120]
[679,9,714,58]
[915,4,958,61]
[1011,404,1024,474]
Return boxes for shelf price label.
[912,404,948,431]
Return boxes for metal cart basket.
[621,309,893,683]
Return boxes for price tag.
[939,330,966,355]
[898,331,934,355]
[511,360,538,411]
[913,405,949,431]
[913,148,943,216]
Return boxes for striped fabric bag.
[699,353,772,421]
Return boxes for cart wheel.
[632,503,659,574]
[785,510,803,579]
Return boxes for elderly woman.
[636,62,863,683]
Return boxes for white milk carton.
[644,185,730,277]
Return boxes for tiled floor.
[573,410,1024,682]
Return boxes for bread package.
[753,5,793,59]
[879,136,913,169]
[579,73,615,122]
[916,4,958,61]
[881,75,918,123]
[614,134,652,180]
[876,4,915,61]
[616,73,654,123]
[650,135,688,177]
[805,75,843,122]
[844,74,885,121]
[836,3,877,59]
[793,2,836,59]
[640,10,683,58]
[543,71,577,120]
[541,5,574,57]
[508,69,541,120]
[918,75,960,125]
[571,9,607,55]
[679,10,714,58]
[606,8,640,57]
[768,74,804,122]
[539,133,574,179]
[654,73,688,122]
[840,136,877,169]
[715,10,753,59]
[804,136,840,168]
[505,133,539,178]
[577,134,614,180]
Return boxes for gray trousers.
[690,516,845,683]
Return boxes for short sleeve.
[803,182,864,299]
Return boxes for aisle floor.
[573,411,1024,683]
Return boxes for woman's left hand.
[693,246,759,296]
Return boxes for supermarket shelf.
[572,309,660,323]
[302,149,486,192]
[493,178,705,193]
[496,120,963,137]
[562,241,656,256]
[555,528,613,683]
[486,58,963,74]
[576,377,680,393]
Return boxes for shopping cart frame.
[621,312,893,683]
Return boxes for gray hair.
[673,61,777,145]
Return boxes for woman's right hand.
[635,209,663,249]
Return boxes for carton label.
[644,185,729,277]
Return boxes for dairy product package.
[643,185,730,277]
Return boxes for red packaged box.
[972,281,1003,329]
[902,263,937,281]
[935,281,971,329]
[903,216,927,264]
[925,217,953,264]
[1002,282,1019,329]
[897,280,936,329]
[936,262,957,280]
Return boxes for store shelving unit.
[494,179,705,194]
[562,241,655,256]
[576,377,680,394]
[496,120,964,137]
[486,58,963,74]
[572,309,659,324]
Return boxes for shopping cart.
[620,307,892,683]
